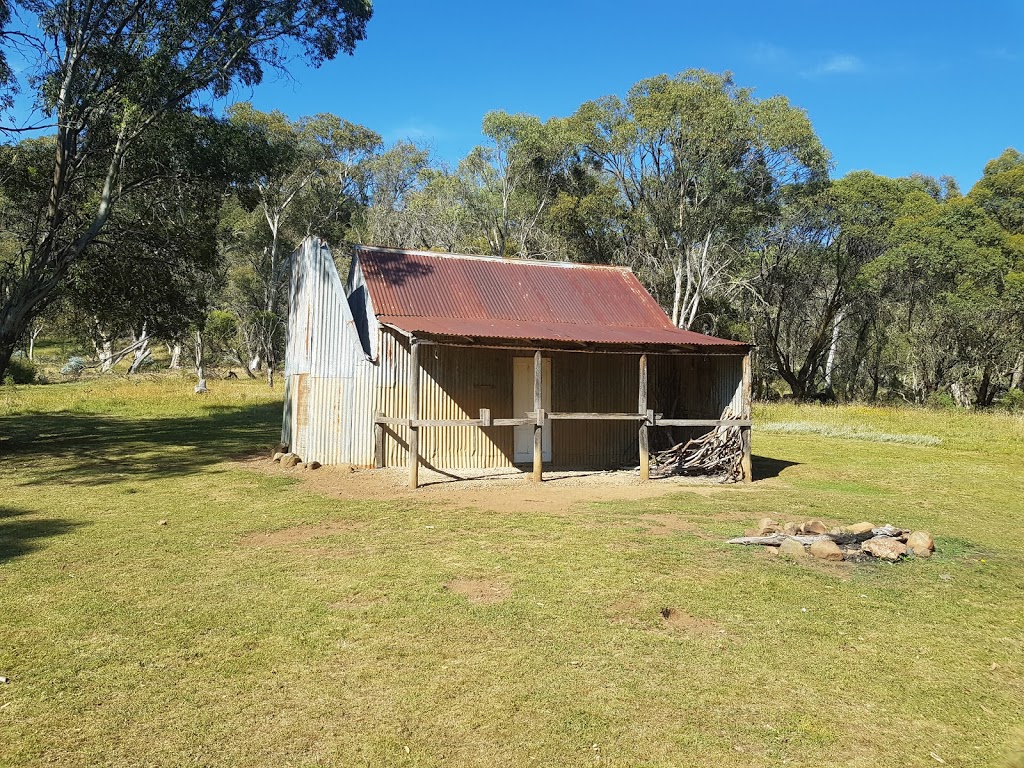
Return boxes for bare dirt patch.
[444,578,511,605]
[239,519,365,548]
[659,607,720,634]
[241,456,764,516]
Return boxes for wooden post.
[638,353,649,482]
[533,350,543,483]
[409,340,420,489]
[374,412,384,469]
[741,352,752,484]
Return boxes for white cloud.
[748,42,794,69]
[809,54,865,76]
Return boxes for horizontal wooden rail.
[375,416,410,427]
[534,411,646,421]
[376,414,753,428]
[654,418,752,427]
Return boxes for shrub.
[925,391,956,410]
[60,356,87,377]
[6,356,37,384]
[1001,389,1024,413]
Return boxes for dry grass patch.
[444,578,511,605]
[239,519,365,548]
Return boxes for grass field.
[1,377,1022,767]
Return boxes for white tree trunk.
[168,343,182,370]
[950,382,972,408]
[28,326,41,361]
[195,329,204,380]
[1011,353,1024,391]
[824,309,845,390]
[671,252,684,327]
[98,339,114,373]
[127,324,151,374]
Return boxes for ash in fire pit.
[727,518,935,562]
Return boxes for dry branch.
[651,405,744,482]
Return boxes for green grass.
[1,379,1022,767]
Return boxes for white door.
[513,357,552,463]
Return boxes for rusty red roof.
[354,246,748,350]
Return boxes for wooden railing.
[380,344,752,489]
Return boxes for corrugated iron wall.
[377,331,516,469]
[281,237,377,466]
[550,352,637,468]
[648,353,745,452]
[373,330,746,471]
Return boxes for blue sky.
[232,0,1022,190]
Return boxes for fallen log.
[727,525,905,548]
[727,534,833,546]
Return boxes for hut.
[281,237,752,487]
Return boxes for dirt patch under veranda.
[241,457,769,517]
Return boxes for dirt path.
[242,458,761,515]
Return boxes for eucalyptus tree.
[348,140,432,248]
[571,70,829,330]
[887,184,1024,406]
[0,0,372,380]
[968,148,1024,390]
[458,111,581,258]
[222,104,380,384]
[750,173,924,400]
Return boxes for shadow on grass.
[0,507,87,563]
[752,454,799,480]
[0,402,280,486]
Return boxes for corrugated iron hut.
[282,237,752,487]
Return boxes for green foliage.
[925,391,956,410]
[1001,389,1024,413]
[5,355,36,384]
[0,0,373,381]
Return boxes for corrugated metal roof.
[355,246,748,349]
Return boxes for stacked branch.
[651,405,743,482]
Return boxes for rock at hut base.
[309,461,322,470]
[861,536,907,561]
[809,539,844,561]
[281,453,301,469]
[272,452,285,462]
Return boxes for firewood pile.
[727,518,936,562]
[651,405,743,482]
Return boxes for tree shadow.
[752,454,800,480]
[0,401,281,487]
[0,507,87,563]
